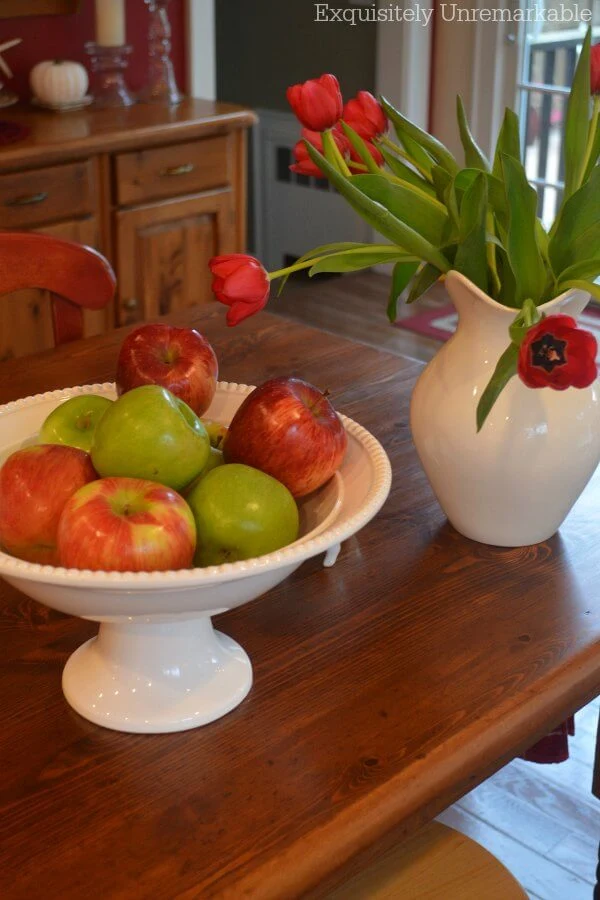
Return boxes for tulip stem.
[580,95,600,187]
[379,134,433,182]
[268,259,320,280]
[322,128,352,177]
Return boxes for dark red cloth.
[521,716,575,764]
[0,120,29,145]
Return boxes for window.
[517,1,600,227]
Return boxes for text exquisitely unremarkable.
[313,3,593,26]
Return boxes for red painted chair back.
[0,232,116,347]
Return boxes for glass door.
[518,0,600,226]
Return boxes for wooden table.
[1,307,600,899]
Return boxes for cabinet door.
[115,190,236,326]
[0,216,107,362]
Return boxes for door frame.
[429,1,520,157]
[186,0,216,100]
[376,0,433,128]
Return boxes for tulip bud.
[209,254,270,326]
[343,91,387,141]
[286,74,343,132]
[290,128,349,178]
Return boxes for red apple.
[0,444,97,565]
[116,324,218,416]
[57,477,196,572]
[223,377,347,497]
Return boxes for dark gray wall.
[216,1,377,111]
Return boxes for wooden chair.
[327,821,526,899]
[0,231,116,348]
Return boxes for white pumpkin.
[30,59,89,106]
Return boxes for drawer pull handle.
[123,297,138,310]
[5,191,48,207]
[161,163,195,177]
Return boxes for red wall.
[0,0,187,102]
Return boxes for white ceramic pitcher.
[410,270,600,546]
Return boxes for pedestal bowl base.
[62,617,252,733]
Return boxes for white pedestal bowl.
[0,383,391,733]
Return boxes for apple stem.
[307,389,331,415]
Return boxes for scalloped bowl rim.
[0,382,392,589]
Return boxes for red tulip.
[343,91,387,140]
[286,74,343,132]
[291,128,349,178]
[518,315,597,390]
[592,43,600,95]
[348,140,384,172]
[209,254,270,326]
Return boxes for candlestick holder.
[85,43,136,109]
[139,0,183,105]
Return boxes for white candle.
[95,0,126,47]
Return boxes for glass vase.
[139,0,183,105]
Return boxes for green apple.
[91,385,210,491]
[40,395,113,452]
[201,418,228,450]
[182,447,224,496]
[187,463,299,566]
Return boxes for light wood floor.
[271,271,600,900]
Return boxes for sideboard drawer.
[115,136,231,206]
[0,160,95,229]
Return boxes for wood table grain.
[1,306,599,899]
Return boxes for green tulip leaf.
[493,108,521,179]
[456,95,490,171]
[276,242,376,295]
[476,343,519,432]
[378,145,436,196]
[549,164,600,275]
[454,168,507,219]
[556,258,600,286]
[406,263,442,304]
[350,174,449,245]
[340,121,381,174]
[563,27,591,198]
[495,245,519,309]
[431,164,452,200]
[395,130,435,177]
[453,172,489,293]
[381,96,459,175]
[387,260,420,321]
[304,141,450,272]
[583,113,600,183]
[309,246,415,275]
[557,279,600,303]
[500,153,547,305]
[434,168,460,235]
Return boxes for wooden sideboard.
[0,99,256,360]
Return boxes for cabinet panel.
[0,160,95,230]
[115,190,236,326]
[115,136,230,207]
[0,217,107,362]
